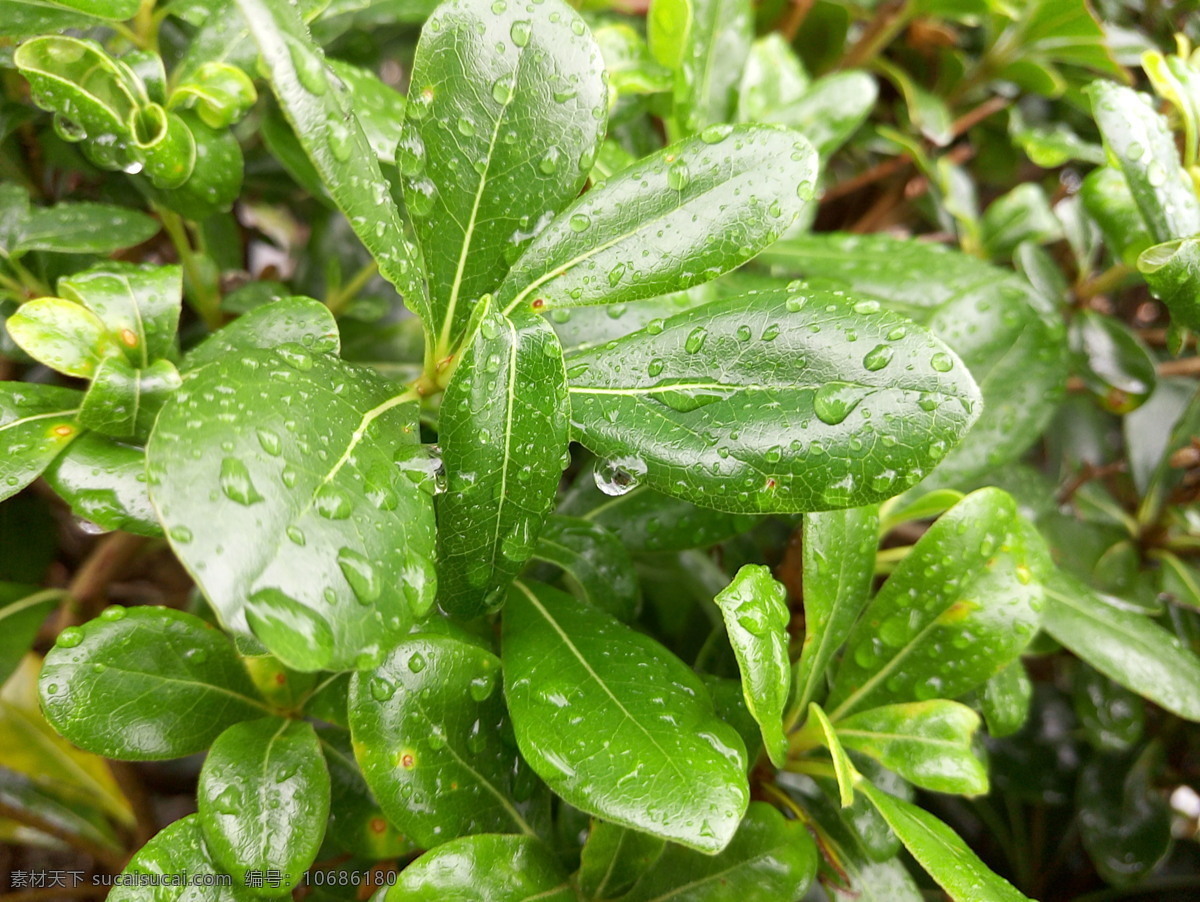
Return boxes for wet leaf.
[325,60,405,163]
[319,727,417,859]
[578,820,665,899]
[828,489,1043,717]
[386,834,573,901]
[7,297,119,379]
[198,718,329,893]
[531,515,639,622]
[1043,570,1200,721]
[1069,309,1157,413]
[8,202,159,257]
[758,71,877,160]
[236,0,430,331]
[348,635,532,847]
[858,781,1033,902]
[79,357,181,441]
[737,34,808,123]
[181,296,339,371]
[1138,236,1200,331]
[836,701,988,795]
[401,0,606,354]
[981,659,1032,739]
[147,348,437,672]
[496,127,817,316]
[38,606,268,760]
[792,505,878,718]
[437,304,568,617]
[1073,666,1144,752]
[667,0,752,134]
[42,434,160,536]
[620,803,817,901]
[713,565,790,766]
[503,580,749,853]
[0,383,82,503]
[59,264,181,368]
[1077,746,1171,885]
[565,287,981,514]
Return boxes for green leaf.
[1089,81,1200,244]
[10,203,159,256]
[762,233,1067,488]
[0,383,82,503]
[792,505,878,719]
[236,0,430,331]
[980,184,1063,259]
[835,701,987,796]
[1138,236,1200,331]
[620,802,818,901]
[667,0,752,134]
[59,264,181,368]
[146,348,437,672]
[80,357,181,441]
[877,59,952,146]
[400,0,606,355]
[1077,746,1171,885]
[503,580,749,853]
[531,515,639,622]
[169,61,258,130]
[348,635,532,848]
[386,834,573,901]
[578,820,665,900]
[760,71,877,160]
[858,781,1033,902]
[807,703,857,807]
[496,127,817,316]
[39,606,268,760]
[981,659,1032,738]
[595,24,672,103]
[0,0,137,37]
[1073,666,1144,752]
[737,34,808,123]
[198,718,329,893]
[565,287,981,514]
[325,60,405,164]
[647,0,691,71]
[0,586,61,686]
[0,767,122,857]
[148,110,242,218]
[437,304,569,617]
[1042,570,1200,721]
[1080,166,1155,267]
[1069,309,1156,413]
[828,489,1043,718]
[181,296,339,371]
[7,297,119,378]
[713,565,790,766]
[560,470,755,552]
[42,433,161,536]
[110,814,266,902]
[320,727,418,859]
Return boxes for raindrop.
[539,146,561,174]
[863,344,893,371]
[492,77,516,104]
[408,651,427,673]
[684,326,708,354]
[594,457,647,496]
[220,458,264,506]
[813,382,863,425]
[314,483,353,519]
[930,352,954,372]
[569,213,591,232]
[667,160,690,190]
[338,547,381,604]
[510,19,532,47]
[57,627,83,648]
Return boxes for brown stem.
[1158,356,1200,377]
[106,761,156,845]
[950,95,1011,137]
[54,533,149,633]
[840,0,910,69]
[0,801,126,871]
[777,0,815,42]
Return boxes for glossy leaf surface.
[1043,571,1200,721]
[828,489,1043,717]
[0,383,81,503]
[669,0,751,133]
[79,356,181,441]
[59,264,181,367]
[437,305,568,617]
[713,565,790,766]
[859,781,1033,902]
[532,515,639,622]
[1077,748,1171,884]
[578,820,665,900]
[621,802,818,901]
[198,718,329,892]
[110,815,265,902]
[6,297,116,379]
[1089,81,1200,243]
[981,660,1032,739]
[496,127,817,315]
[181,296,339,371]
[401,0,606,352]
[7,202,159,256]
[762,233,1067,488]
[565,287,981,513]
[320,727,417,859]
[43,434,160,536]
[836,701,987,795]
[386,834,573,901]
[147,348,437,672]
[503,580,749,853]
[792,505,878,717]
[236,0,429,328]
[1138,236,1200,331]
[38,606,267,760]
[348,635,532,847]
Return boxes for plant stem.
[0,800,126,871]
[840,0,912,69]
[326,261,379,316]
[55,533,149,633]
[157,208,222,330]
